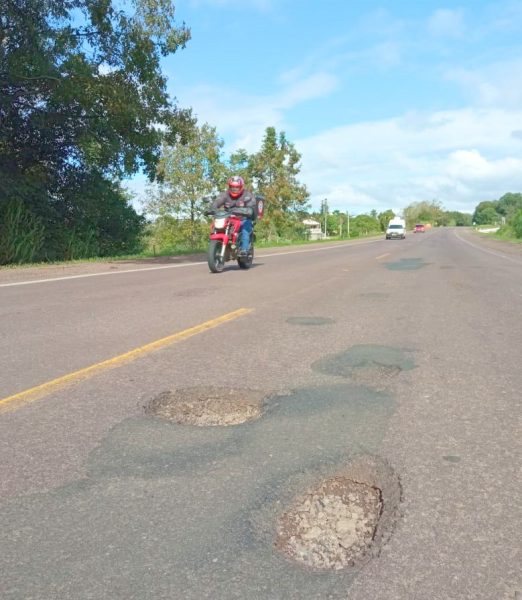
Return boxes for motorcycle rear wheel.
[208,240,225,273]
[238,246,254,269]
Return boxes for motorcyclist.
[210,176,256,255]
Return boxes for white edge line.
[454,231,522,265]
[0,238,383,288]
[0,261,205,287]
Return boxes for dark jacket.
[211,189,256,220]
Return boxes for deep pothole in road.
[144,386,265,426]
[276,478,381,570]
[274,455,401,571]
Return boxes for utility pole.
[323,198,328,238]
[346,211,350,238]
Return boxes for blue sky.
[127,0,522,216]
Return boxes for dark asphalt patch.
[384,257,429,270]
[442,455,461,463]
[312,344,415,385]
[0,384,398,599]
[358,292,389,300]
[144,387,265,426]
[286,316,335,326]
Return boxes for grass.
[0,232,383,270]
[473,225,522,244]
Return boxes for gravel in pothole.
[276,477,382,570]
[144,386,265,426]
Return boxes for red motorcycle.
[205,196,264,273]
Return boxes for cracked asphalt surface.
[0,228,520,599]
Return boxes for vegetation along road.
[0,228,521,600]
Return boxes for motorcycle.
[205,207,255,273]
[203,195,264,273]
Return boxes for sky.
[126,0,522,216]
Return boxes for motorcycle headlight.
[214,217,226,229]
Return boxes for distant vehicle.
[414,224,425,233]
[386,217,406,240]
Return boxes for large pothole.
[144,387,265,426]
[276,478,381,570]
[274,455,401,571]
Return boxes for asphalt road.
[0,228,521,599]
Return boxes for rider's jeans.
[239,219,253,251]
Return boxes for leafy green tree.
[474,206,499,225]
[349,214,380,237]
[403,200,444,228]
[0,0,193,262]
[496,193,522,219]
[472,201,498,224]
[445,211,472,226]
[378,209,395,232]
[144,123,227,249]
[248,127,310,235]
[511,209,522,238]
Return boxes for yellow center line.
[0,308,253,414]
[375,253,390,260]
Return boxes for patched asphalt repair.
[0,344,412,600]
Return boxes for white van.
[386,217,406,240]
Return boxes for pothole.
[144,387,265,426]
[276,478,381,570]
[274,455,401,571]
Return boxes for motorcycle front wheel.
[208,240,225,273]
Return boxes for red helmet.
[227,175,244,199]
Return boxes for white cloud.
[296,107,522,214]
[428,9,465,38]
[445,59,522,108]
[447,149,522,180]
[175,71,339,153]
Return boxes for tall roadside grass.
[0,200,45,265]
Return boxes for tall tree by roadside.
[378,209,395,232]
[0,0,193,263]
[143,123,227,249]
[248,127,310,236]
[403,200,445,228]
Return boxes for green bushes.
[510,209,522,239]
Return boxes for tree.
[472,201,497,224]
[445,211,472,226]
[475,206,499,225]
[511,209,522,239]
[0,0,193,262]
[248,127,310,235]
[350,214,380,237]
[378,209,395,232]
[403,200,444,228]
[496,193,522,219]
[144,123,227,248]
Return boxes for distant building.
[302,219,325,240]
